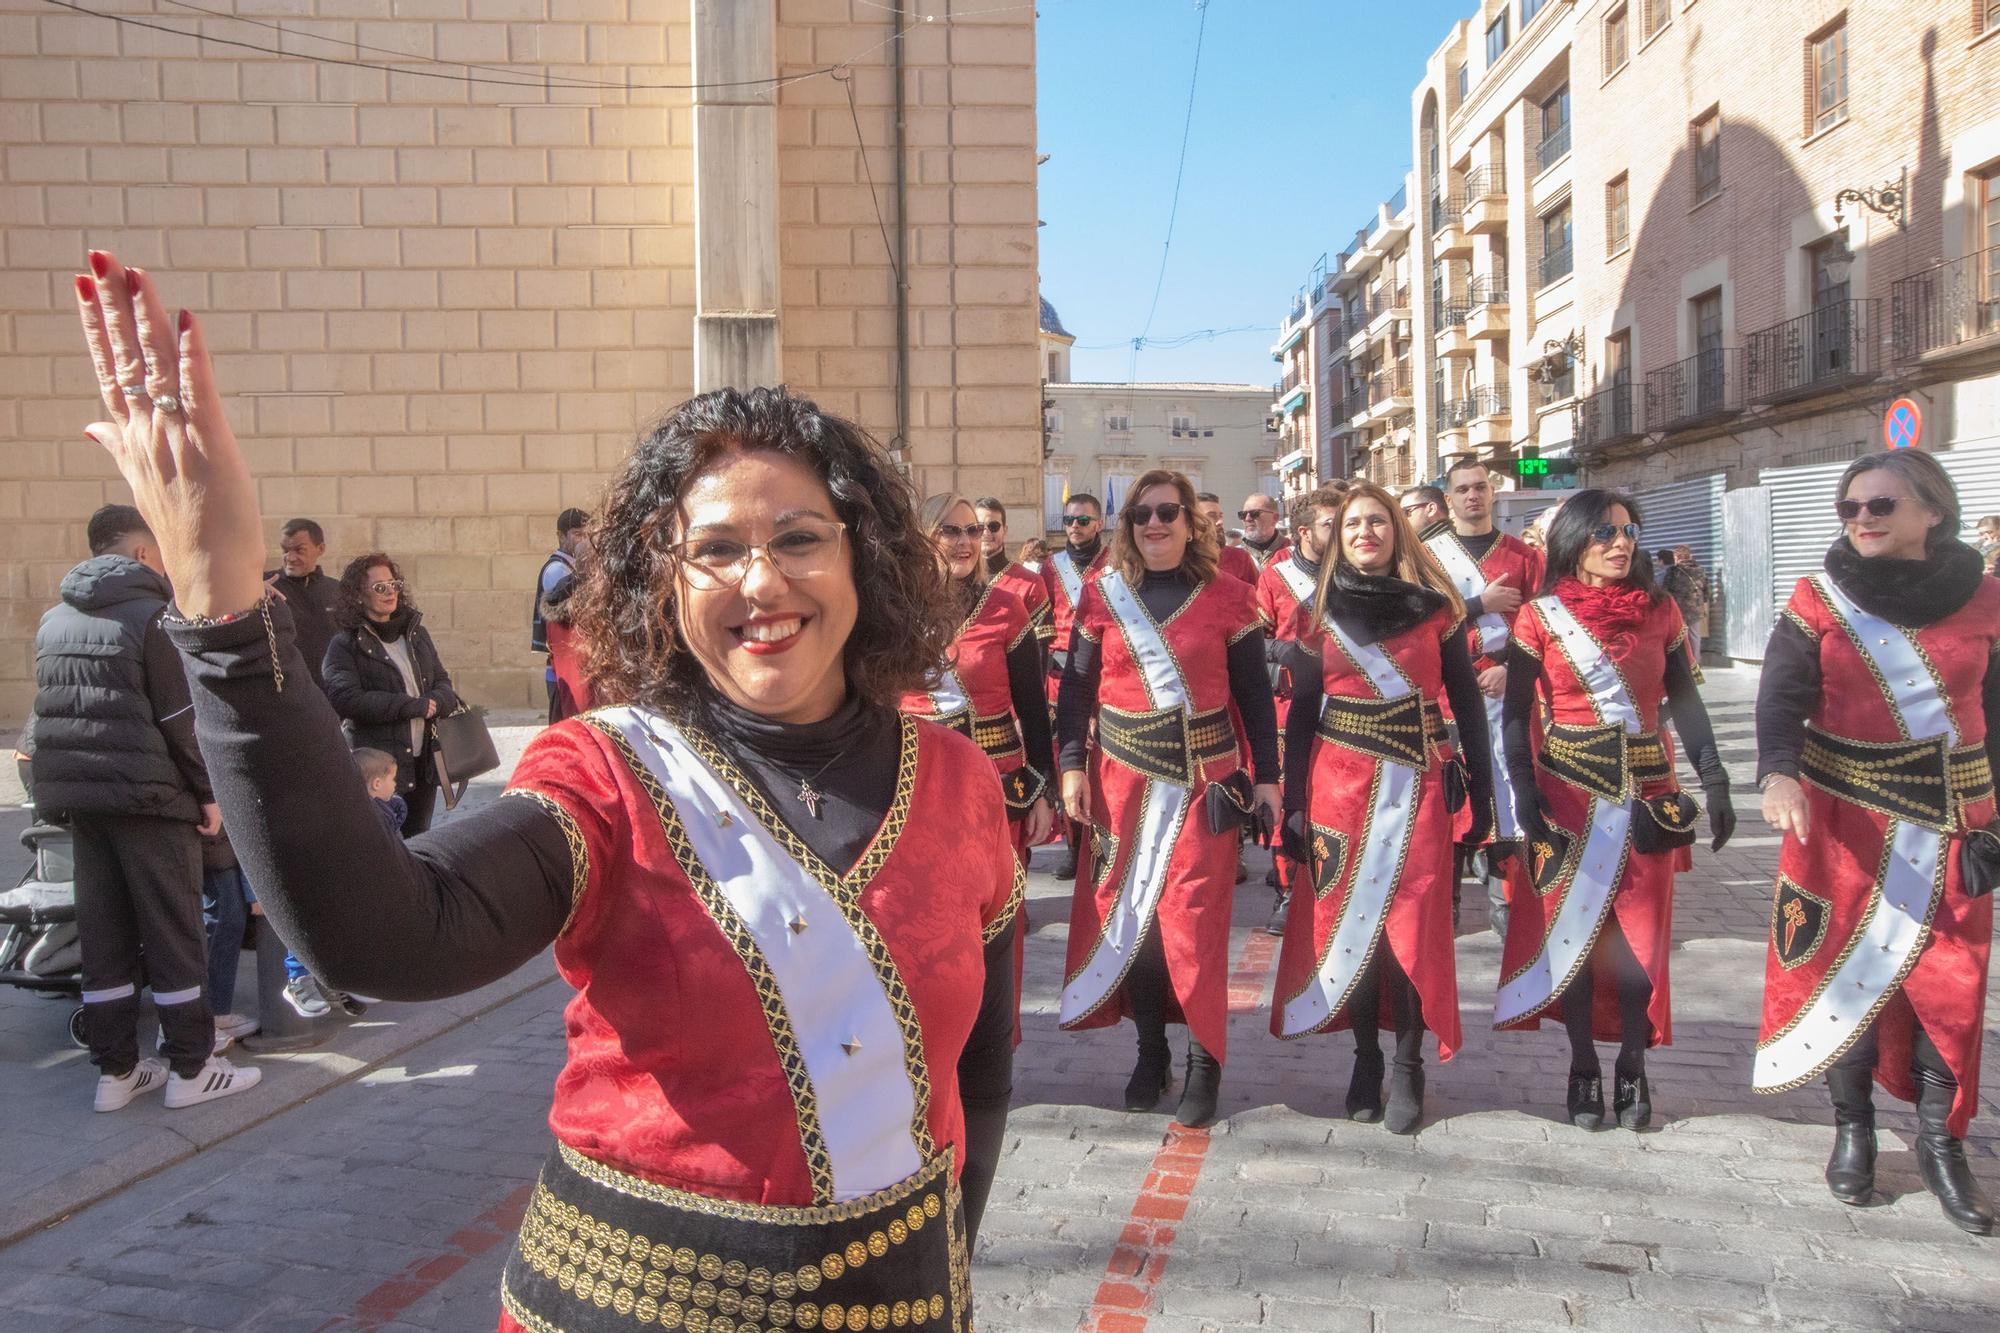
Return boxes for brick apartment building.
[0,1,1042,716]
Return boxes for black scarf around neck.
[367,606,415,642]
[1324,564,1445,646]
[1824,536,1984,628]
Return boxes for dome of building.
[1039,297,1072,339]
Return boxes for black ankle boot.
[1264,890,1290,937]
[1346,1048,1384,1123]
[1915,1071,1995,1235]
[1613,1073,1651,1131]
[1823,1064,1877,1206]
[1052,851,1078,880]
[1175,1041,1222,1129]
[1124,1035,1172,1112]
[1567,1068,1605,1131]
[1386,1060,1425,1135]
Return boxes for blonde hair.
[1108,469,1219,586]
[919,492,988,586]
[1311,480,1466,623]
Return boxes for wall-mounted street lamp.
[1832,167,1907,230]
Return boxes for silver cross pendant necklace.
[784,752,842,820]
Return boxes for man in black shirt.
[265,518,340,690]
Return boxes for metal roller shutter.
[1631,474,1726,654]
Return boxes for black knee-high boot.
[1913,1043,1995,1234]
[1176,1036,1221,1129]
[1123,935,1173,1111]
[1384,962,1426,1136]
[1559,959,1605,1130]
[1823,1061,1877,1205]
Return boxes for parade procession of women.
[66,247,2000,1331]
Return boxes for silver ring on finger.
[151,394,183,414]
[120,384,148,399]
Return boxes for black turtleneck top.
[983,551,1010,578]
[1053,568,1281,782]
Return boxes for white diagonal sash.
[1280,612,1420,1036]
[1060,572,1193,1028]
[1051,548,1086,613]
[1277,555,1316,608]
[1428,533,1510,656]
[1493,597,1638,1028]
[1753,576,1953,1091]
[603,707,922,1200]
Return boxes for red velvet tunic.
[1273,606,1464,1056]
[1218,544,1260,587]
[899,583,1035,848]
[991,559,1050,647]
[1255,551,1319,764]
[502,716,1022,1212]
[1431,531,1545,844]
[1758,576,2000,1135]
[1060,574,1261,1061]
[1497,593,1692,1045]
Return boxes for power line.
[1076,324,1275,351]
[1134,0,1211,346]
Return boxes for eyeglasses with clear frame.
[669,521,848,590]
[367,579,406,595]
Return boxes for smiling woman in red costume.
[1753,450,2000,1235]
[1055,470,1281,1129]
[1492,489,1735,1133]
[1273,482,1492,1135]
[70,249,1023,1332]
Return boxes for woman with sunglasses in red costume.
[1491,488,1735,1133]
[1053,470,1281,1129]
[1752,449,2000,1234]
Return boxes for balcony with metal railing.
[1435,301,1474,358]
[1535,121,1572,175]
[1462,164,1507,234]
[1366,280,1412,337]
[1273,366,1310,414]
[1432,191,1471,259]
[1538,242,1573,289]
[1645,348,1743,433]
[1580,376,1640,448]
[1361,364,1413,424]
[1893,244,2000,363]
[1466,275,1509,341]
[1463,385,1511,450]
[1744,299,1882,404]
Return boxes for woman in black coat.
[321,553,459,834]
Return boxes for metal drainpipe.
[892,2,912,468]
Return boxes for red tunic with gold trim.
[991,559,1051,650]
[1255,551,1319,766]
[1496,593,1692,1045]
[1271,605,1464,1056]
[1242,538,1291,579]
[495,712,1022,1332]
[1428,530,1545,844]
[1059,574,1261,1062]
[1754,576,2000,1136]
[1041,546,1106,676]
[1218,544,1260,587]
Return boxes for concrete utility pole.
[690,0,781,392]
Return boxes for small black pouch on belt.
[1205,771,1266,841]
[1962,825,2000,898]
[1629,790,1701,855]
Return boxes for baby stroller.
[1,755,85,1047]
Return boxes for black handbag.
[1205,772,1270,843]
[1962,825,2000,899]
[430,704,501,811]
[1442,757,1469,813]
[1629,790,1700,855]
[1000,766,1048,821]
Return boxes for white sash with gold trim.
[1493,596,1639,1028]
[600,707,924,1202]
[1427,532,1510,656]
[1753,575,1955,1092]
[1277,554,1316,608]
[1059,571,1194,1029]
[1279,611,1423,1036]
[1050,547,1087,614]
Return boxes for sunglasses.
[1835,496,1900,521]
[934,523,982,540]
[1239,508,1276,521]
[367,579,406,594]
[1588,523,1641,544]
[1060,514,1101,527]
[1126,502,1186,527]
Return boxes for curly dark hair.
[573,386,957,714]
[332,552,417,630]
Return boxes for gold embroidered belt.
[1799,723,1995,833]
[927,707,1023,761]
[1098,704,1237,786]
[502,1143,968,1333]
[1315,692,1443,772]
[1538,723,1669,802]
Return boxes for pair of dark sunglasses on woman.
[1835,496,1901,520]
[1588,522,1641,544]
[1126,502,1187,526]
[934,521,1003,539]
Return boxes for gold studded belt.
[1538,723,1668,802]
[502,1142,968,1333]
[1800,724,1995,833]
[926,707,1023,762]
[1098,704,1237,785]
[1315,691,1439,771]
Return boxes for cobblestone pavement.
[4,667,2000,1332]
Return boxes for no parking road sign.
[1884,397,1923,450]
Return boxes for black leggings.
[1126,929,1174,1053]
[1560,917,1652,1077]
[1833,1014,1953,1087]
[1349,949,1425,1070]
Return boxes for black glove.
[1521,791,1557,847]
[1281,809,1311,866]
[1461,803,1493,850]
[1705,784,1736,852]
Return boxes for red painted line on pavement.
[319,1180,535,1331]
[1077,930,1280,1333]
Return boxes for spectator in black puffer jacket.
[321,552,460,836]
[32,504,259,1111]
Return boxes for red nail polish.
[88,251,110,279]
[75,274,95,300]
[125,265,141,287]
[178,308,191,334]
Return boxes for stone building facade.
[1041,381,1279,535]
[0,0,1041,716]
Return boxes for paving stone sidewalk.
[3,667,1998,1332]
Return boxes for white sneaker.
[94,1058,169,1113]
[164,1056,262,1109]
[215,1012,258,1040]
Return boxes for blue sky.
[1036,0,1471,385]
